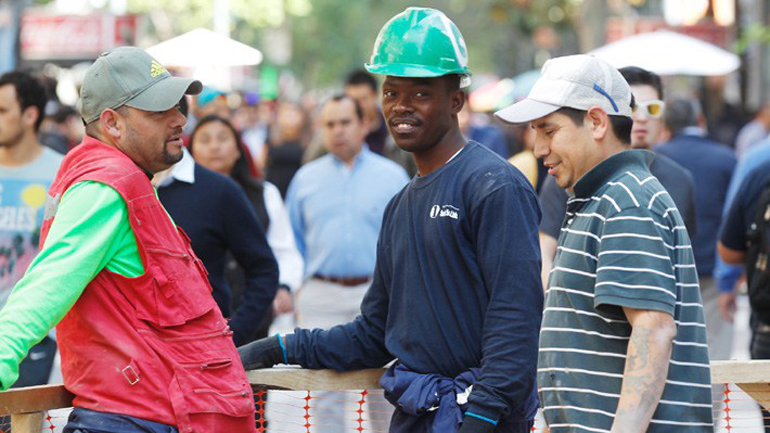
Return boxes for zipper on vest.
[200,359,232,370]
[145,247,189,259]
[178,359,233,370]
[193,388,249,397]
[138,327,232,342]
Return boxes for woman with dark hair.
[189,115,303,339]
[191,115,270,227]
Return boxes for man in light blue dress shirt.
[284,94,409,432]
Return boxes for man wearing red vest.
[0,47,256,433]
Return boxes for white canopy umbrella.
[146,28,263,68]
[590,30,740,76]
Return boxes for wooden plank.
[711,360,770,384]
[0,362,769,417]
[248,367,386,390]
[735,383,770,410]
[11,411,43,433]
[0,384,73,415]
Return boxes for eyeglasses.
[632,100,666,118]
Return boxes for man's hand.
[718,291,737,323]
[610,308,676,433]
[237,335,287,370]
[273,287,293,314]
[458,415,496,433]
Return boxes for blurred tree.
[127,0,578,90]
[279,0,579,89]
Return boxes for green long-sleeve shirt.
[0,181,146,389]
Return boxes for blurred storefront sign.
[662,0,735,27]
[20,12,139,61]
[605,17,730,48]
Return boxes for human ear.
[586,106,609,141]
[22,106,39,129]
[450,90,465,115]
[100,109,122,140]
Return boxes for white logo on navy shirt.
[430,205,459,220]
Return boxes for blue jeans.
[63,408,178,433]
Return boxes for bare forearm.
[611,315,674,432]
[539,233,557,293]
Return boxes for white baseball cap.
[495,54,633,124]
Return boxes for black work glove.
[237,335,286,370]
[458,415,497,433]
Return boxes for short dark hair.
[327,94,364,121]
[619,66,664,100]
[556,106,633,145]
[51,105,77,123]
[443,74,461,94]
[664,98,700,136]
[345,69,378,93]
[0,71,48,132]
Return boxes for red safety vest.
[40,136,256,433]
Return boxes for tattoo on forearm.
[611,324,673,433]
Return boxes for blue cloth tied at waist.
[380,363,480,433]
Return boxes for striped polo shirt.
[538,150,713,432]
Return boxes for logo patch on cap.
[150,61,169,78]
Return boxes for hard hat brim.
[365,62,470,80]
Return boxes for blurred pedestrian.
[237,91,271,174]
[508,125,538,187]
[40,105,83,154]
[266,101,307,197]
[188,114,304,337]
[735,102,770,160]
[345,69,389,156]
[0,71,63,391]
[716,137,770,321]
[195,86,230,119]
[699,75,746,148]
[279,94,408,432]
[656,97,737,361]
[458,97,509,158]
[718,159,770,433]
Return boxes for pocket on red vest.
[132,247,217,327]
[167,350,255,433]
[175,363,253,416]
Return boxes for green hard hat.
[365,7,472,88]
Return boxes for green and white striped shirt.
[538,150,713,432]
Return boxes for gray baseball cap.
[78,46,202,124]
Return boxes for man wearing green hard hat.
[239,8,542,433]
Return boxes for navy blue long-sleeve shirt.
[158,164,278,346]
[287,142,543,427]
[655,132,736,276]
